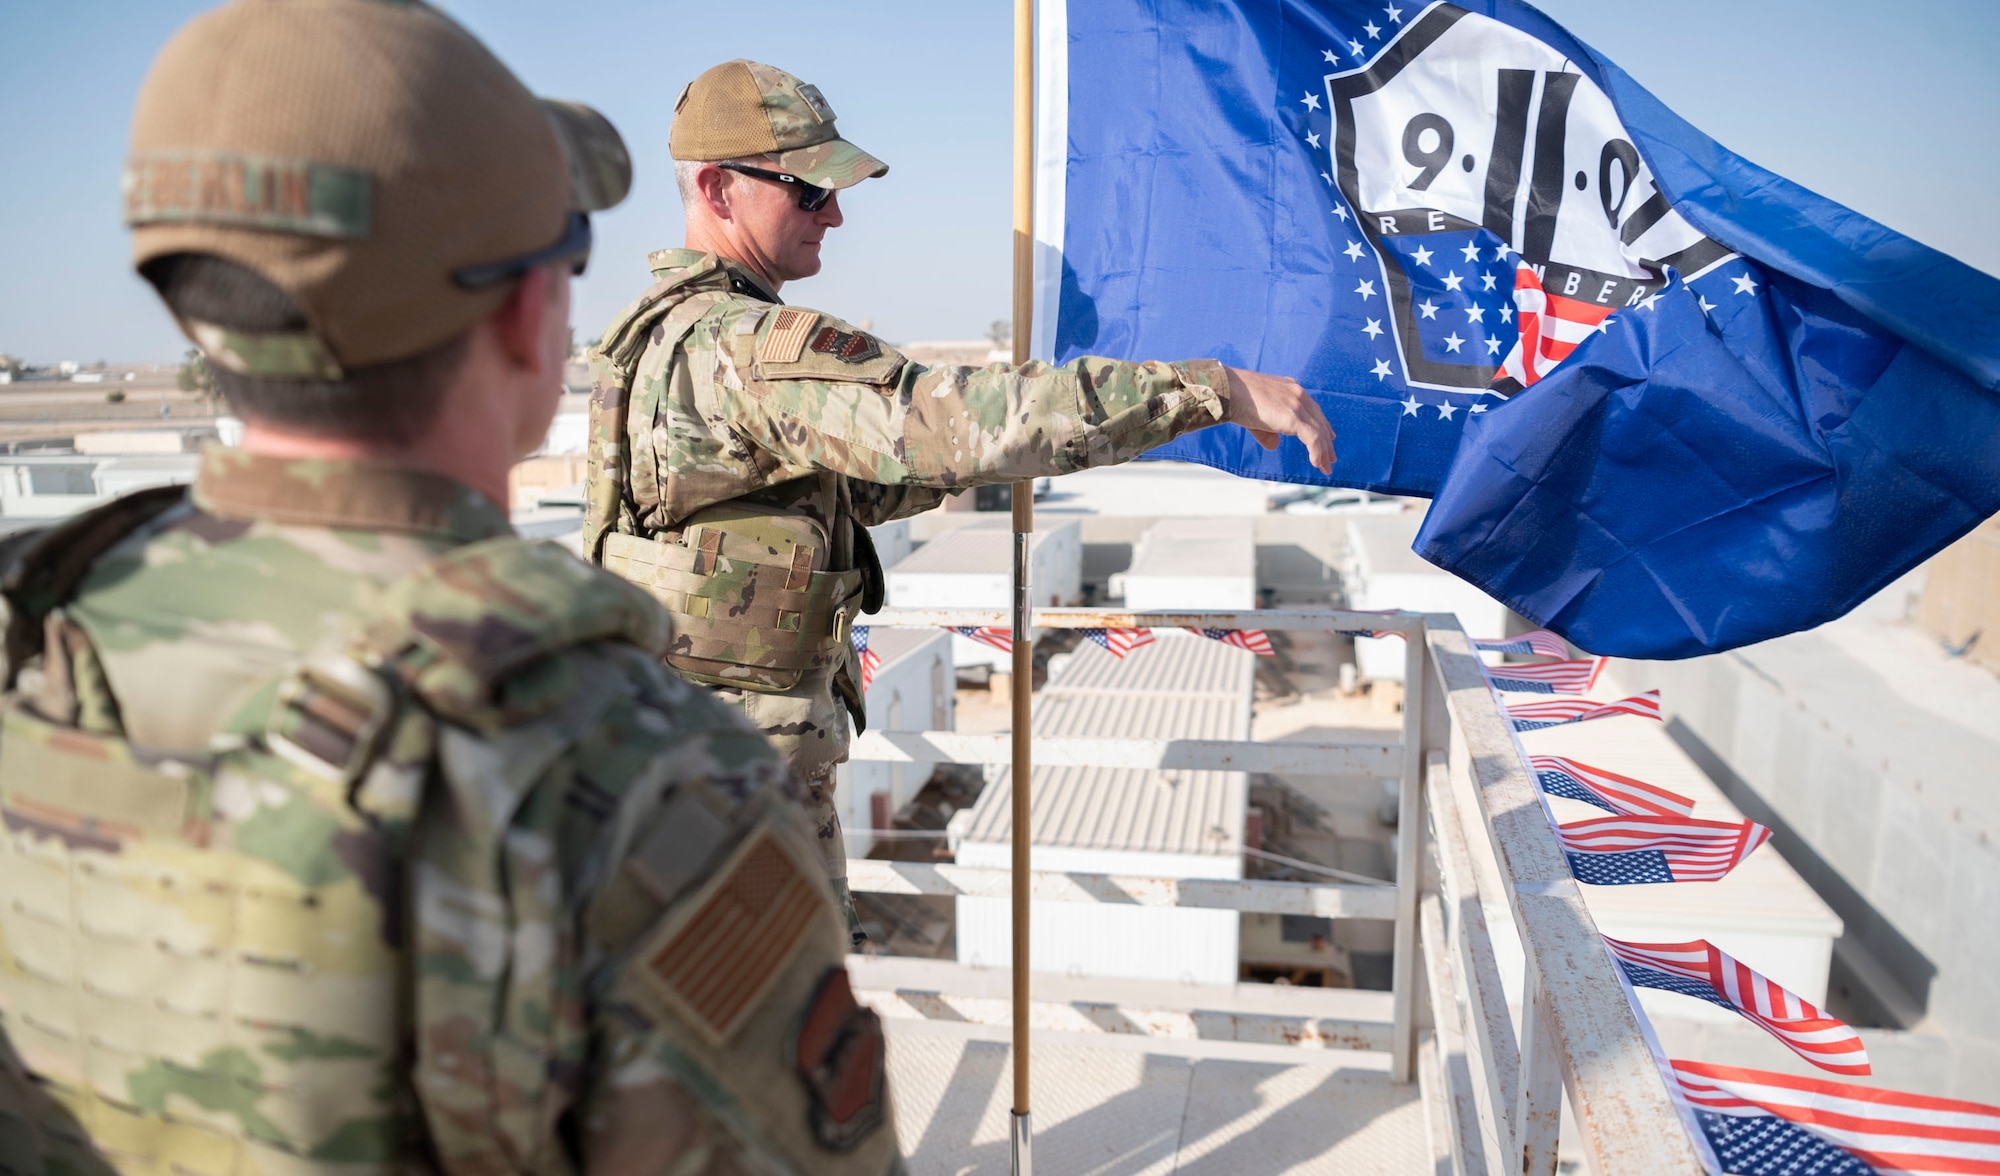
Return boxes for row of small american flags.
[1484,632,2000,1172]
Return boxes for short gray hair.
[675,156,767,208]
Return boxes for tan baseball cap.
[125,0,633,378]
[670,60,888,191]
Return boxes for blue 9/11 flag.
[1031,0,2000,658]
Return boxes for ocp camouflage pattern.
[0,449,898,1174]
[584,247,1231,788]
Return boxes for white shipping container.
[837,627,955,856]
[951,637,1254,985]
[1344,513,1512,682]
[886,519,1082,668]
[1117,517,1257,612]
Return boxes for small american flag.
[1077,627,1156,659]
[1672,1059,2000,1175]
[1333,609,1405,640]
[1605,936,1870,1076]
[852,625,881,690]
[1185,627,1276,656]
[1530,755,1696,818]
[1482,656,1605,695]
[1507,690,1662,731]
[951,626,1015,653]
[1558,814,1771,884]
[1494,261,1618,394]
[1473,629,1572,659]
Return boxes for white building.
[950,635,1254,985]
[865,518,912,572]
[1115,516,1258,612]
[884,518,1082,669]
[1344,512,1512,682]
[837,627,955,857]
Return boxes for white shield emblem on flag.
[1325,3,1731,393]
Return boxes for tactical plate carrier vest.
[0,489,663,1173]
[584,265,883,701]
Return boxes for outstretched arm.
[710,308,1333,487]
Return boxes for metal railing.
[845,607,1706,1175]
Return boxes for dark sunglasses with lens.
[452,210,594,290]
[715,161,833,212]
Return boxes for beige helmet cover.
[126,0,633,375]
[670,59,888,191]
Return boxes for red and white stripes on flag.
[1605,936,1871,1076]
[1185,627,1276,656]
[1672,1060,2000,1175]
[1473,629,1572,659]
[1506,690,1662,730]
[1494,261,1618,394]
[951,626,1015,653]
[1482,656,1606,695]
[851,625,881,690]
[1556,814,1772,883]
[1078,627,1156,659]
[1530,755,1697,818]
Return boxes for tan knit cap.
[670,60,888,191]
[125,0,633,376]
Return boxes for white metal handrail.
[844,607,1708,1174]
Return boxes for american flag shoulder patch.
[634,821,827,1045]
[759,308,820,365]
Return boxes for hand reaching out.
[1222,367,1337,474]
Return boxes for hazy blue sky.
[1,0,1994,364]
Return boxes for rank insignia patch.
[809,326,882,365]
[793,967,888,1151]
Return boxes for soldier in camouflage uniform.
[584,59,1337,941]
[0,3,900,1172]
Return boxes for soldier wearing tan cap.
[584,59,1337,941]
[0,4,900,1172]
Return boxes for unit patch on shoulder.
[809,327,881,365]
[793,967,888,1151]
[759,309,819,364]
[638,825,823,1044]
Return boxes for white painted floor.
[885,1022,1430,1175]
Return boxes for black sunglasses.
[452,211,594,290]
[716,161,833,212]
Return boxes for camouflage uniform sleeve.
[412,640,900,1174]
[711,303,1230,489]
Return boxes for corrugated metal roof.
[867,626,949,670]
[960,766,1245,856]
[956,636,1253,856]
[887,519,1078,575]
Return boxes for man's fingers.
[1297,399,1336,473]
[1249,428,1281,451]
